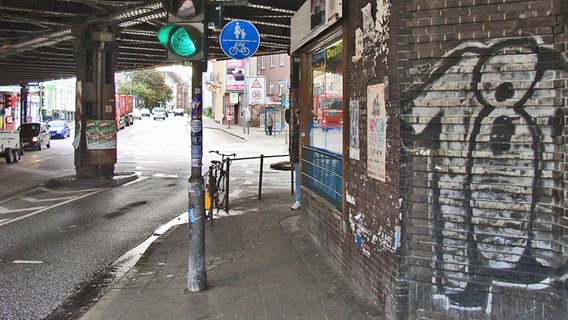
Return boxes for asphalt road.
[0,115,291,320]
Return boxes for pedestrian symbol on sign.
[220,20,260,59]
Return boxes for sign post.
[187,61,207,292]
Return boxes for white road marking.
[17,195,77,203]
[152,173,179,178]
[122,176,149,186]
[0,188,108,227]
[0,205,46,214]
[13,260,44,264]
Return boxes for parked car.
[47,120,70,139]
[152,107,167,120]
[19,122,51,150]
[140,108,151,117]
[173,108,185,116]
[133,107,142,120]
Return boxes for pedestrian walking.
[243,105,251,134]
[266,113,274,135]
[290,109,301,210]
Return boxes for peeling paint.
[357,1,391,66]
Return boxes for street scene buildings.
[0,1,566,319]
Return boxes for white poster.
[226,60,245,91]
[367,83,386,181]
[230,92,239,104]
[349,99,360,160]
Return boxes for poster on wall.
[230,92,239,104]
[310,0,325,29]
[349,99,360,160]
[86,120,117,150]
[226,59,245,91]
[86,120,117,165]
[367,83,386,181]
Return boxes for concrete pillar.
[73,29,119,179]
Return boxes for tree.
[118,70,173,109]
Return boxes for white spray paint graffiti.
[403,36,568,313]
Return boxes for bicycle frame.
[206,151,236,221]
[203,164,217,226]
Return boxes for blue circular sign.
[220,20,260,59]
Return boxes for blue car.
[48,120,70,139]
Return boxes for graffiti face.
[404,37,566,312]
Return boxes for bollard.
[258,154,264,200]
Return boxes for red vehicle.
[313,91,343,126]
[115,94,137,130]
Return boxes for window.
[269,81,274,94]
[309,40,343,154]
[270,55,274,68]
[280,54,285,66]
[261,56,265,69]
[303,40,343,210]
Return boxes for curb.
[204,125,249,141]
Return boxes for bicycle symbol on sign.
[228,42,250,56]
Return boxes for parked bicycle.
[204,150,236,225]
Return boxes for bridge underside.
[0,0,302,86]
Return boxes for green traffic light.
[157,24,198,57]
[157,24,175,47]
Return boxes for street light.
[127,69,162,94]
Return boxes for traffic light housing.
[158,0,207,61]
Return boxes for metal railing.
[301,146,342,211]
[222,153,290,211]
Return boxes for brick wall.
[300,0,566,319]
[303,0,406,318]
[398,0,568,319]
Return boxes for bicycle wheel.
[207,168,218,224]
[216,172,227,210]
[207,190,215,225]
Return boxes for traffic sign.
[247,76,265,105]
[220,20,259,59]
[252,90,262,101]
[251,78,262,88]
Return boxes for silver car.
[152,107,167,120]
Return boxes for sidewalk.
[79,118,382,320]
[202,116,289,144]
